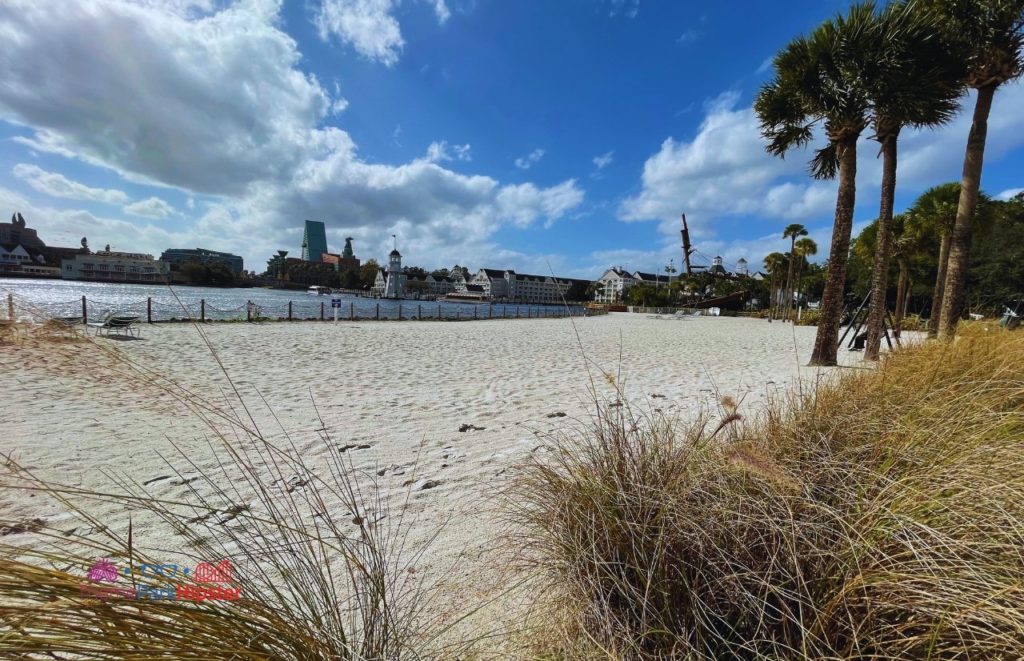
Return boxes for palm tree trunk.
[938,85,995,340]
[810,136,858,367]
[893,255,909,338]
[865,130,898,361]
[928,231,951,338]
[795,260,804,317]
[783,241,796,321]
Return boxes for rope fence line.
[4,293,586,325]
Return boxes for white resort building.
[594,267,638,303]
[62,250,170,283]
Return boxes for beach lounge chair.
[88,314,142,338]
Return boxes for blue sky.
[0,0,1021,278]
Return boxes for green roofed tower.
[301,220,328,262]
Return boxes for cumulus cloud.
[0,0,339,196]
[997,188,1023,201]
[12,163,130,205]
[124,196,176,219]
[0,0,584,270]
[514,148,545,170]
[315,0,450,66]
[619,91,815,233]
[619,83,1024,261]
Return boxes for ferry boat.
[307,285,331,295]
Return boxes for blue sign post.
[331,298,341,322]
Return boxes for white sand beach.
[1,313,890,646]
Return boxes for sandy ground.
[1,313,895,652]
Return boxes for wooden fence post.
[200,299,205,323]
[147,297,152,323]
[350,302,354,320]
[376,303,380,320]
[82,295,88,325]
[438,304,441,320]
[418,304,422,320]
[320,302,324,320]
[398,303,402,321]
[288,301,293,321]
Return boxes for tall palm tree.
[862,0,965,361]
[907,183,963,337]
[889,214,915,337]
[781,224,808,321]
[763,252,786,321]
[755,3,875,366]
[932,0,1024,339]
[794,237,818,313]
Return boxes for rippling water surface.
[1,278,583,321]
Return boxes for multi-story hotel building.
[62,250,170,283]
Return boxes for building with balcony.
[62,251,170,283]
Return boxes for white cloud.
[427,0,450,23]
[12,163,130,205]
[997,188,1023,201]
[618,83,1024,265]
[0,0,585,272]
[592,150,614,169]
[124,196,176,219]
[620,91,813,234]
[315,0,450,66]
[0,0,339,196]
[424,140,472,163]
[514,148,545,170]
[316,0,404,66]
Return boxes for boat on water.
[307,285,331,295]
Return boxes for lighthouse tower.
[385,248,404,298]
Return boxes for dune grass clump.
[515,328,1024,659]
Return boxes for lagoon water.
[0,278,583,321]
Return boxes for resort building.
[160,248,244,274]
[62,250,170,283]
[470,269,513,299]
[301,220,328,262]
[467,268,589,304]
[594,267,638,303]
[0,212,87,277]
[632,271,672,287]
[405,273,456,298]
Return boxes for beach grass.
[0,296,466,660]
[512,325,1024,658]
